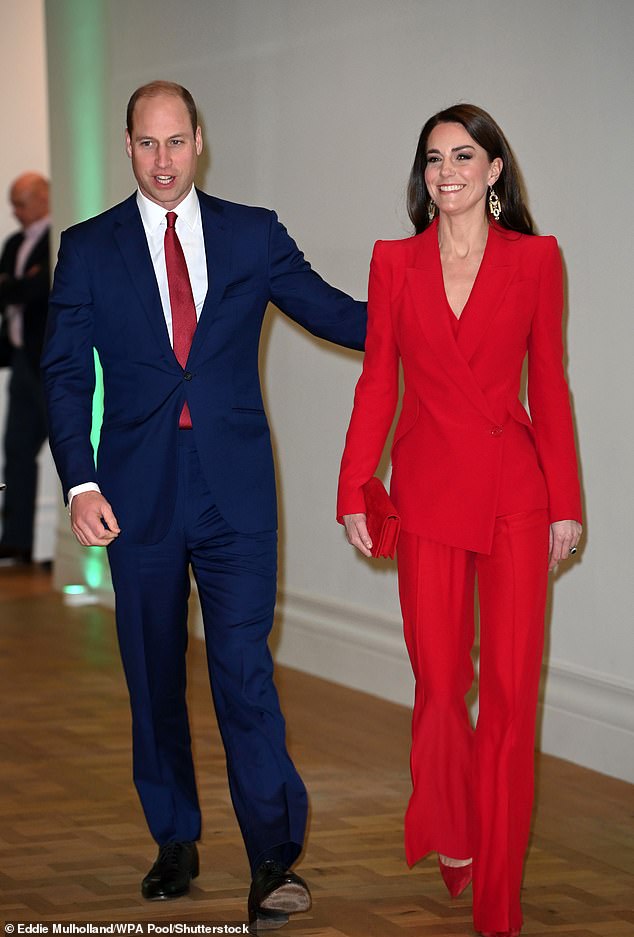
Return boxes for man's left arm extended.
[267,212,366,350]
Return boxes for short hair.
[407,103,535,236]
[126,81,198,136]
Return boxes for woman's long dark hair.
[407,103,535,236]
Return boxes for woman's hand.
[343,513,373,557]
[549,519,582,571]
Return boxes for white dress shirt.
[136,184,208,338]
[68,185,208,506]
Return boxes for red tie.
[164,211,197,428]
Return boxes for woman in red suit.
[338,104,582,937]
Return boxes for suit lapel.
[456,223,515,363]
[405,221,498,423]
[111,191,233,366]
[187,191,233,364]
[113,195,174,361]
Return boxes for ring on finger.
[569,546,577,555]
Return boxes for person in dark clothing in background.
[0,172,50,563]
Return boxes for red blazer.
[337,220,582,554]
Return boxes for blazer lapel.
[405,223,497,423]
[188,191,233,363]
[112,191,234,366]
[113,195,174,361]
[456,223,516,364]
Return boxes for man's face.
[125,93,203,211]
[10,179,48,228]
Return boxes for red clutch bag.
[362,476,401,559]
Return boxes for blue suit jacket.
[42,191,366,543]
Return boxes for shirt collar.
[22,216,50,242]
[136,185,200,233]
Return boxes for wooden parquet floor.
[1,565,633,935]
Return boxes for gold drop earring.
[488,186,501,221]
[427,200,437,223]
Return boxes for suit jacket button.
[491,425,504,436]
[184,372,193,381]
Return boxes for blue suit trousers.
[107,431,307,871]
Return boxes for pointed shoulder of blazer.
[57,193,140,240]
[370,222,437,267]
[196,188,279,226]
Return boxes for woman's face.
[424,122,502,220]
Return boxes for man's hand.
[343,513,373,558]
[70,491,121,546]
[549,519,582,571]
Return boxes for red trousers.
[397,510,550,934]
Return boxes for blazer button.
[183,372,193,381]
[491,425,504,436]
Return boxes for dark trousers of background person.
[106,430,308,872]
[1,349,48,557]
[397,508,550,935]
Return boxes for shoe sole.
[248,908,290,933]
[260,882,311,913]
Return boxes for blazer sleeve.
[267,212,367,351]
[41,230,98,499]
[336,240,400,519]
[527,236,582,524]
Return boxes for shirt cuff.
[68,482,101,514]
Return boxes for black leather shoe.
[248,859,311,931]
[141,841,199,900]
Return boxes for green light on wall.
[91,349,103,458]
[51,0,107,456]
[69,0,106,457]
[47,0,109,595]
[60,0,106,222]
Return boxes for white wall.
[45,0,634,781]
[0,0,56,561]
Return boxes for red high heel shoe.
[481,930,520,936]
[437,856,473,897]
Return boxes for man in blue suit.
[42,81,365,929]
